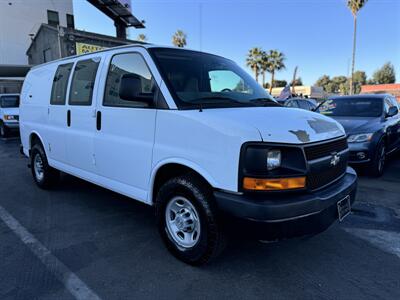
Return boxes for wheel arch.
[29,131,46,156]
[149,159,218,205]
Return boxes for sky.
[72,0,400,86]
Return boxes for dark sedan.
[318,94,400,176]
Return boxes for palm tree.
[347,0,368,95]
[259,51,270,88]
[172,30,187,48]
[266,50,286,93]
[246,47,263,83]
[137,34,147,42]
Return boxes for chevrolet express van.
[20,45,357,265]
[0,94,20,137]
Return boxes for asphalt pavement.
[0,136,399,300]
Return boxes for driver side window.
[208,70,253,94]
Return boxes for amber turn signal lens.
[243,177,306,191]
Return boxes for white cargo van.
[0,94,20,137]
[20,45,357,265]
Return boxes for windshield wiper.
[190,96,252,105]
[249,98,281,107]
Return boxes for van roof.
[30,44,213,70]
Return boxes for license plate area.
[337,195,351,221]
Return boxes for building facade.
[0,0,74,93]
[26,24,142,65]
[361,84,400,103]
[0,0,74,65]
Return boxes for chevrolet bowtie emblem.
[330,152,340,167]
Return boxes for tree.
[246,47,263,83]
[137,34,147,42]
[315,75,331,92]
[347,0,368,95]
[172,30,187,48]
[259,51,270,88]
[352,70,367,93]
[273,80,287,88]
[291,77,303,86]
[371,62,396,84]
[265,50,286,93]
[332,76,349,95]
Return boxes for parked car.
[318,94,400,176]
[284,98,317,111]
[0,94,20,137]
[20,45,357,265]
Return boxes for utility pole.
[291,66,298,95]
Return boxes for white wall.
[0,0,73,65]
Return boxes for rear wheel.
[369,141,386,177]
[155,173,227,265]
[30,143,60,189]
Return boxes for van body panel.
[152,109,262,194]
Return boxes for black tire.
[0,122,8,138]
[155,173,227,265]
[30,143,60,189]
[369,141,386,177]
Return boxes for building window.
[66,14,75,29]
[47,10,59,27]
[43,48,52,63]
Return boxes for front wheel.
[155,174,227,265]
[0,122,8,138]
[369,141,386,177]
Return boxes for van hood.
[200,107,345,144]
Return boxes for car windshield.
[149,48,278,109]
[318,97,383,117]
[1,96,19,108]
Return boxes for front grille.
[307,159,347,190]
[304,138,348,161]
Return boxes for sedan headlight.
[3,115,17,121]
[347,133,373,143]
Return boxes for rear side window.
[103,53,155,108]
[69,58,100,106]
[50,63,73,105]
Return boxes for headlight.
[267,149,281,170]
[3,115,17,121]
[240,144,307,191]
[347,133,373,143]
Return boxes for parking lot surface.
[1,137,399,300]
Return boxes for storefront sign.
[76,43,107,55]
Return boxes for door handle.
[67,110,71,127]
[96,111,102,131]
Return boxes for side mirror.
[119,73,153,104]
[386,106,398,118]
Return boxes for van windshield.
[1,96,19,108]
[149,48,278,109]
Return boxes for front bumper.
[214,167,357,240]
[3,121,19,130]
[347,142,375,164]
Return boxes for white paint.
[0,0,73,65]
[0,205,101,300]
[344,228,400,259]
